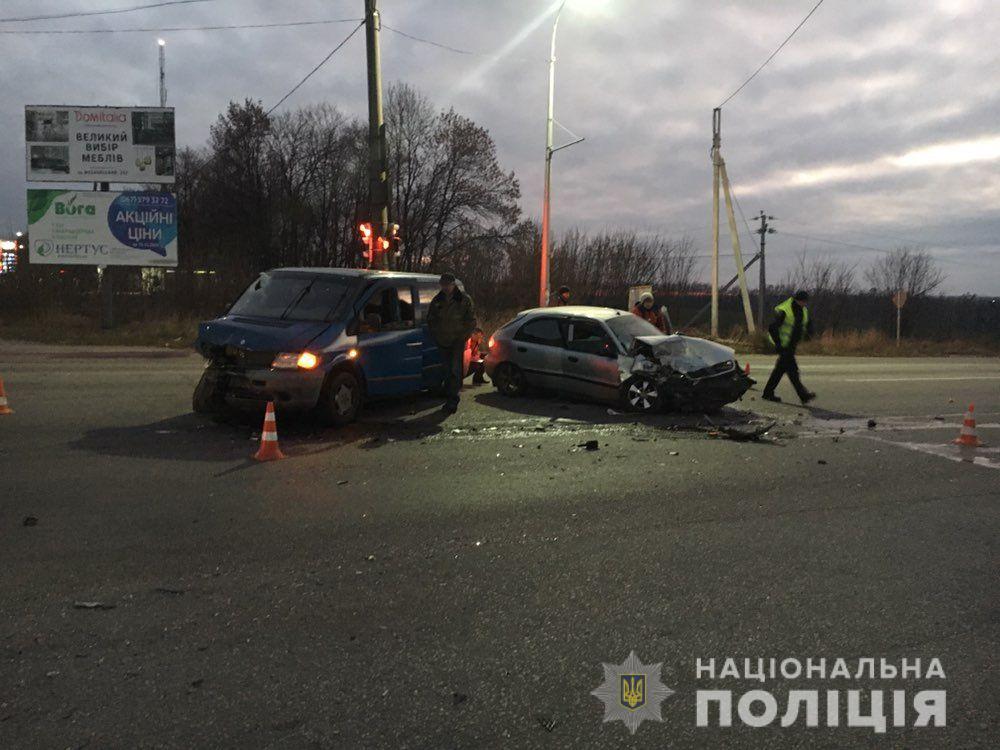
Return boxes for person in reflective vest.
[762,290,816,404]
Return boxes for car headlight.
[271,351,320,370]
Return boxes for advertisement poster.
[25,105,175,183]
[27,189,178,267]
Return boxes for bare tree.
[865,246,946,297]
[781,249,857,330]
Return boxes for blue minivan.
[193,268,471,424]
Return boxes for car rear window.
[229,273,352,322]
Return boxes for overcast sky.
[2,0,998,294]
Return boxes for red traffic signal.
[358,222,374,264]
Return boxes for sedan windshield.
[229,273,352,322]
[605,314,662,350]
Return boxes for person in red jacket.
[632,292,671,333]
[468,327,489,385]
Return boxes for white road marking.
[840,376,1000,383]
[861,435,1000,471]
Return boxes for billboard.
[27,189,178,267]
[25,105,175,184]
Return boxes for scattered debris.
[607,408,621,416]
[452,692,468,706]
[73,601,115,610]
[537,715,558,732]
[578,440,600,451]
[818,460,828,465]
[668,451,679,456]
[366,555,376,562]
[153,587,185,595]
[867,419,878,430]
[22,516,38,527]
[190,678,204,688]
[337,480,349,486]
[716,421,777,442]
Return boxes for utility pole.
[710,108,721,337]
[708,108,755,336]
[754,211,776,330]
[364,0,390,270]
[158,38,167,107]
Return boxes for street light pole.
[539,1,566,308]
[158,38,167,107]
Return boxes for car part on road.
[320,370,363,426]
[493,362,527,397]
[192,366,226,414]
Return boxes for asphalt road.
[1,342,998,749]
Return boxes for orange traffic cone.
[952,403,983,447]
[744,362,751,376]
[0,377,12,415]
[253,401,285,461]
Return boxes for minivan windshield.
[229,273,352,322]
[605,313,662,350]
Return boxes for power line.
[718,0,826,107]
[0,0,217,24]
[266,20,365,116]
[382,23,540,63]
[0,18,362,34]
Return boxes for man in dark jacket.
[551,285,571,306]
[427,273,476,414]
[762,290,816,404]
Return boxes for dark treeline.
[1,84,997,342]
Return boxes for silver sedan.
[484,306,752,413]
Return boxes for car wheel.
[493,362,527,397]
[192,368,224,414]
[622,376,661,412]
[320,370,363,426]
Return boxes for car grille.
[689,360,736,379]
[206,345,276,370]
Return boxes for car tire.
[192,368,224,414]
[622,375,661,413]
[493,362,527,397]
[320,370,363,426]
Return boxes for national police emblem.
[591,651,673,734]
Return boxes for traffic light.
[358,222,373,265]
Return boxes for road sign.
[892,290,908,309]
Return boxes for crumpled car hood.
[631,334,736,375]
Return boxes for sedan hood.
[197,315,330,353]
[631,334,736,375]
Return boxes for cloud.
[0,0,998,293]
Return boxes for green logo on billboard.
[54,195,96,216]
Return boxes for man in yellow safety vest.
[762,290,816,404]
